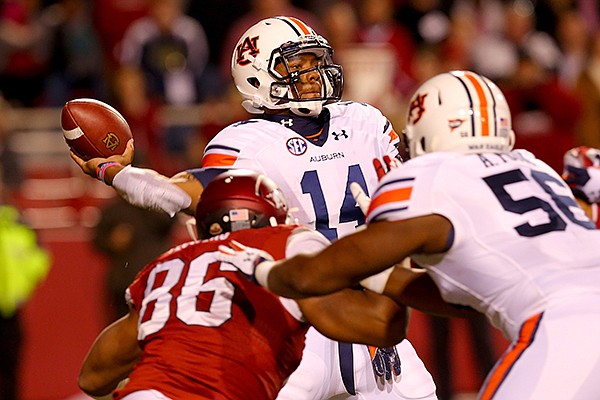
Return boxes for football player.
[72,16,437,400]
[217,71,600,399]
[78,170,410,400]
[562,146,600,227]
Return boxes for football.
[61,98,133,161]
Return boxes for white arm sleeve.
[359,257,411,293]
[112,166,192,217]
[273,227,332,322]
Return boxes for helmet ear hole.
[247,77,260,89]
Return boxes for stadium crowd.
[0,0,598,173]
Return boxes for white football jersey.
[197,102,437,400]
[201,101,399,240]
[367,149,600,340]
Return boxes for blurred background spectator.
[118,0,210,166]
[355,0,417,97]
[503,52,581,172]
[0,0,51,107]
[118,0,209,106]
[92,197,175,322]
[109,66,167,172]
[574,31,600,149]
[91,0,148,70]
[43,0,105,107]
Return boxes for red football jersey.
[593,203,600,229]
[115,225,311,400]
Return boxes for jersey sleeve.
[365,156,440,224]
[365,103,400,159]
[200,122,264,171]
[126,263,154,311]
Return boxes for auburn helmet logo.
[236,36,260,66]
[408,93,428,124]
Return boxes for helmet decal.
[408,93,428,125]
[235,36,259,66]
[448,119,465,131]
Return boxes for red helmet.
[195,170,290,239]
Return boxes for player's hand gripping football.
[70,139,135,181]
[216,240,275,285]
[350,155,401,215]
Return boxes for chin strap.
[290,100,323,117]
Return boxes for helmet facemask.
[268,38,343,116]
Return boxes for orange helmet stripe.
[464,72,490,137]
[288,17,312,34]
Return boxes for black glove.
[371,346,401,380]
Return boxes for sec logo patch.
[287,137,307,156]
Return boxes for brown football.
[61,98,132,161]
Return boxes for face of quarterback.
[274,52,323,100]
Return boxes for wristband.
[359,266,394,294]
[255,260,279,289]
[96,162,122,185]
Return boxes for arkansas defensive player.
[78,170,406,400]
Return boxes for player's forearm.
[301,289,407,347]
[79,316,141,396]
[264,226,405,298]
[385,267,476,318]
[262,253,359,299]
[111,167,195,216]
[331,291,407,347]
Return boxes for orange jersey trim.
[367,187,413,215]
[201,153,238,167]
[388,129,399,143]
[479,312,543,400]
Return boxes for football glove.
[350,156,402,216]
[370,346,401,381]
[563,165,600,204]
[373,155,401,180]
[216,240,275,285]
